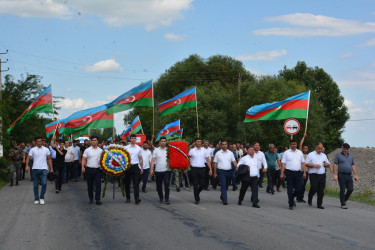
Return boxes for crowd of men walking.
[8,133,358,210]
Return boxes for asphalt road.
[0,175,374,250]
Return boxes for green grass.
[264,177,375,206]
[0,179,8,190]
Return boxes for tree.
[279,61,350,151]
[1,74,59,153]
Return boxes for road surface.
[0,176,374,250]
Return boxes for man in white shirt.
[82,136,103,205]
[280,140,306,210]
[151,136,171,204]
[72,140,81,182]
[25,136,53,205]
[140,141,152,193]
[189,138,212,205]
[254,142,268,188]
[237,145,260,208]
[306,142,331,209]
[64,141,75,183]
[124,134,143,205]
[213,140,237,205]
[203,140,213,190]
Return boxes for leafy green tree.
[279,61,349,151]
[1,74,59,153]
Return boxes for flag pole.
[152,80,155,137]
[304,90,311,134]
[195,88,200,137]
[112,115,116,142]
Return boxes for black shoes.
[204,187,209,191]
[289,206,294,210]
[176,187,180,192]
[125,199,131,203]
[233,186,238,191]
[308,199,312,206]
[297,199,306,203]
[238,200,242,205]
[96,201,102,205]
[89,200,94,204]
[252,204,260,208]
[135,199,141,205]
[195,200,200,205]
[317,206,325,209]
[165,200,170,205]
[222,201,228,205]
[293,201,296,207]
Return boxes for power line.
[347,119,375,122]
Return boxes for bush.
[0,157,10,181]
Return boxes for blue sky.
[0,0,374,147]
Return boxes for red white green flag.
[7,85,53,133]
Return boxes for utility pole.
[0,50,9,157]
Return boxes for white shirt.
[255,151,268,170]
[204,147,214,161]
[125,144,142,165]
[64,146,74,162]
[141,149,152,170]
[281,149,305,171]
[152,147,168,172]
[28,146,50,170]
[238,154,259,177]
[238,148,244,158]
[73,146,80,161]
[214,149,235,170]
[306,151,330,175]
[189,147,209,168]
[83,146,103,168]
[276,153,281,170]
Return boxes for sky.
[0,0,374,147]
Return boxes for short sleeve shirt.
[306,151,330,174]
[281,149,305,171]
[238,155,259,177]
[141,149,152,170]
[152,147,168,172]
[264,151,279,170]
[29,146,51,170]
[213,149,235,170]
[83,146,103,168]
[125,144,142,165]
[189,147,209,168]
[334,152,355,173]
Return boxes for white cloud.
[236,50,287,61]
[66,88,72,92]
[0,0,193,30]
[359,37,375,47]
[0,0,72,19]
[344,99,353,107]
[57,97,107,111]
[164,33,186,41]
[85,59,123,72]
[339,53,354,59]
[363,100,374,105]
[254,13,375,37]
[246,68,267,76]
[337,70,375,89]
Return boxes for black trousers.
[239,177,259,205]
[138,168,150,191]
[204,163,210,188]
[124,164,140,201]
[308,173,326,206]
[285,169,302,207]
[338,172,353,205]
[86,167,102,201]
[191,167,206,202]
[297,171,309,200]
[266,169,276,192]
[275,170,282,189]
[155,171,171,201]
[55,165,64,191]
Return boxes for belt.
[86,166,99,169]
[191,166,205,168]
[130,164,139,166]
[218,169,232,172]
[309,173,326,176]
[339,172,351,175]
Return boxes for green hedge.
[0,157,10,181]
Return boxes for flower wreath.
[167,141,190,170]
[100,144,131,198]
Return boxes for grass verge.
[0,179,8,190]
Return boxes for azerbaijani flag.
[156,120,180,141]
[45,120,65,138]
[244,91,310,122]
[121,127,131,141]
[105,80,153,115]
[129,116,142,134]
[7,85,53,133]
[158,88,196,117]
[62,105,114,135]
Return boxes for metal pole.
[0,50,9,157]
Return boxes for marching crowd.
[8,133,358,210]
